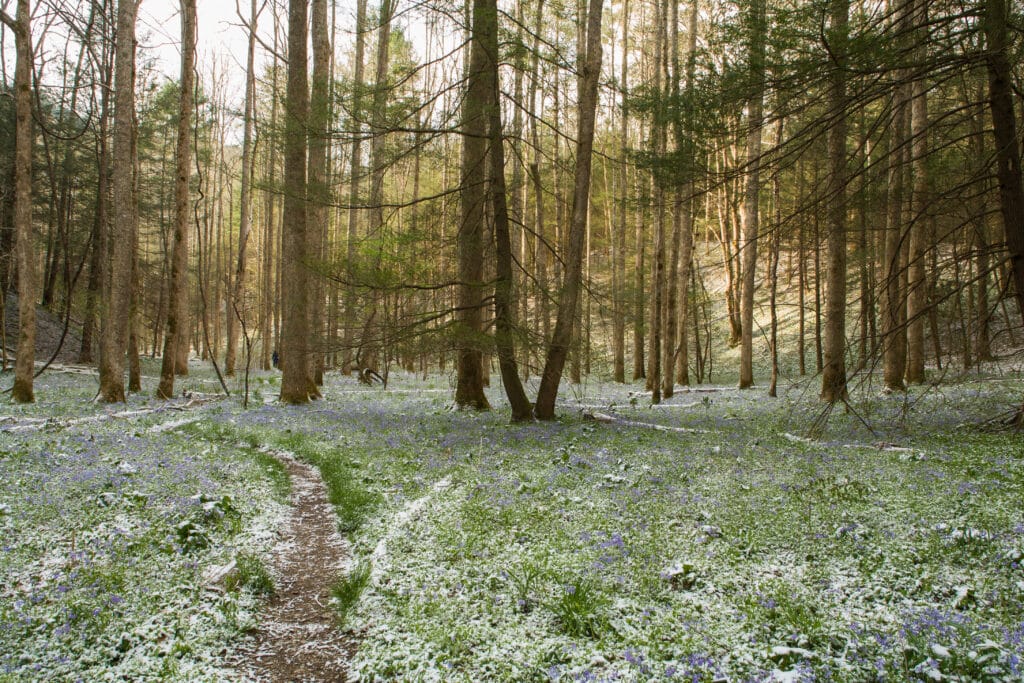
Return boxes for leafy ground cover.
[2,365,1023,681]
[0,368,289,681]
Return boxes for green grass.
[330,559,373,627]
[273,432,384,533]
[229,552,275,597]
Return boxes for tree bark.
[632,172,646,380]
[98,0,138,403]
[480,0,532,420]
[157,0,196,400]
[674,0,699,388]
[611,0,629,383]
[342,0,367,374]
[261,11,280,371]
[904,0,928,384]
[3,0,35,403]
[534,0,603,419]
[983,0,1024,329]
[279,0,315,403]
[308,0,330,387]
[226,0,259,377]
[882,0,910,391]
[79,35,110,366]
[821,0,848,402]
[738,0,765,389]
[455,0,494,411]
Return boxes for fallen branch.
[584,411,705,434]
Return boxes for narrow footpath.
[233,451,355,682]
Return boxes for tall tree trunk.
[768,117,783,397]
[367,0,393,238]
[526,0,547,371]
[647,0,668,400]
[279,0,315,403]
[127,107,141,393]
[481,0,532,420]
[226,0,260,377]
[261,14,280,371]
[798,197,806,375]
[342,0,367,373]
[661,0,682,400]
[674,0,699,388]
[157,0,196,400]
[3,0,35,403]
[308,0,330,386]
[611,0,629,383]
[857,124,871,369]
[632,172,646,380]
[882,0,910,391]
[81,3,114,365]
[904,0,928,384]
[455,0,493,411]
[983,0,1024,329]
[821,0,848,402]
[534,0,603,419]
[738,0,766,389]
[98,0,138,403]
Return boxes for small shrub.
[331,559,372,627]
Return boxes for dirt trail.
[233,450,354,682]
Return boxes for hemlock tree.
[2,0,34,403]
[157,0,196,400]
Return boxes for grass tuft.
[228,551,275,597]
[331,559,372,627]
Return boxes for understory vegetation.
[1,364,1023,681]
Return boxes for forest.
[1,0,1024,679]
[0,0,1021,412]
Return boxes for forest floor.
[1,360,1023,681]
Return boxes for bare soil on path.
[232,451,355,682]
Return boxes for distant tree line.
[1,0,1022,421]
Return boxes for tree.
[279,0,317,403]
[481,0,532,420]
[737,0,766,390]
[611,0,629,383]
[342,0,368,374]
[157,0,196,400]
[904,0,928,385]
[308,0,330,385]
[98,0,139,403]
[881,0,910,392]
[820,0,848,403]
[225,0,261,377]
[983,0,1024,328]
[2,0,34,403]
[534,0,603,419]
[454,0,493,411]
